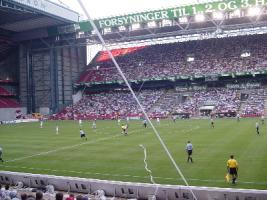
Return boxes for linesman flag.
[225,173,230,182]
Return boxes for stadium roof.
[0,0,79,32]
[51,0,267,45]
[0,0,80,57]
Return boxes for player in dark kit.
[211,118,215,128]
[256,122,260,135]
[237,114,240,122]
[143,119,147,128]
[79,129,87,140]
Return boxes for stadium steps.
[236,90,242,114]
[147,89,169,113]
[235,89,247,115]
[264,95,267,116]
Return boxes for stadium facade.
[0,0,86,120]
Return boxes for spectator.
[79,34,267,84]
[20,193,27,200]
[65,194,74,200]
[76,195,83,200]
[4,185,10,198]
[35,192,43,200]
[55,193,63,200]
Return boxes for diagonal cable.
[76,1,198,199]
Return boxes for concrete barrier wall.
[0,107,26,121]
[0,171,267,200]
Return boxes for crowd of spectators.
[52,87,265,120]
[52,90,164,120]
[241,89,265,117]
[71,34,267,119]
[150,88,241,116]
[79,34,267,83]
[0,184,111,200]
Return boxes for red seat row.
[0,98,20,108]
[0,86,13,96]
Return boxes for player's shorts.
[229,168,237,175]
[187,150,192,156]
[80,134,85,138]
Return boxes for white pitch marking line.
[139,144,159,198]
[139,144,156,184]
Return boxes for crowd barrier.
[0,171,267,200]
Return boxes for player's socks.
[232,178,236,184]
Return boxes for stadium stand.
[240,89,266,117]
[0,86,13,96]
[0,77,19,108]
[150,88,241,117]
[3,0,267,199]
[0,183,119,200]
[52,89,164,120]
[53,87,267,119]
[78,34,267,84]
[0,98,20,108]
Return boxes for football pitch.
[0,118,267,190]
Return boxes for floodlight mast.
[76,0,198,199]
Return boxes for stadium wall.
[0,171,267,200]
[19,43,86,114]
[0,107,26,121]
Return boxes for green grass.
[0,118,267,190]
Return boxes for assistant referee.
[227,155,239,184]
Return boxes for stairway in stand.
[264,96,267,116]
[147,89,172,114]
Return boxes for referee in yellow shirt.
[227,155,238,184]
